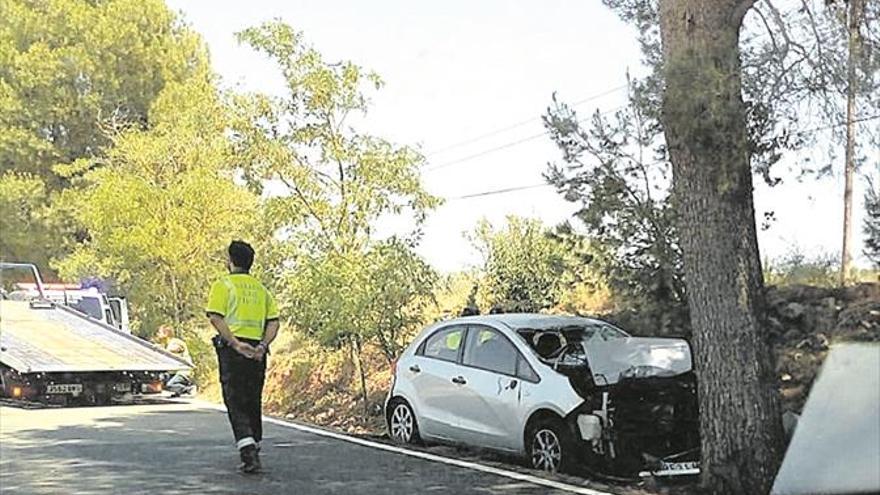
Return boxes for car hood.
[583,336,692,385]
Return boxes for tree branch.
[753,4,782,57]
[278,175,330,237]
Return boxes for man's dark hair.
[228,240,255,271]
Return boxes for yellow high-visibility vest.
[206,274,279,340]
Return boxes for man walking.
[206,240,280,473]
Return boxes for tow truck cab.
[12,284,131,334]
[65,290,131,334]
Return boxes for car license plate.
[653,461,700,476]
[46,383,83,394]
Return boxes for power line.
[426,132,548,172]
[439,114,880,203]
[426,104,626,173]
[447,183,551,201]
[797,114,880,135]
[426,85,627,157]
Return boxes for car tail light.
[391,359,397,379]
[12,386,22,398]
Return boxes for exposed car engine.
[519,325,700,476]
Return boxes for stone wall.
[766,283,880,412]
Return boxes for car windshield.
[582,323,628,341]
[539,322,628,341]
[518,322,627,361]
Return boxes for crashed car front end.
[576,372,700,477]
[522,326,701,477]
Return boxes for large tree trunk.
[658,2,784,494]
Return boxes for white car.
[386,313,699,476]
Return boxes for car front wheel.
[388,399,420,445]
[527,417,574,473]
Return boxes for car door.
[406,325,468,441]
[454,325,533,452]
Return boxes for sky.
[167,0,873,273]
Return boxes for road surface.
[0,400,606,495]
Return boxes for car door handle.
[451,376,467,385]
[409,365,421,373]
[507,379,518,390]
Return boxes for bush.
[261,330,392,433]
[765,250,840,288]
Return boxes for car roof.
[446,313,607,331]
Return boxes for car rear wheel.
[388,399,420,445]
[528,417,574,473]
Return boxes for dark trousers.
[215,337,266,446]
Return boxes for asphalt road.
[0,400,597,495]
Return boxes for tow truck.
[0,262,191,405]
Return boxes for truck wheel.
[0,366,17,399]
[0,369,7,398]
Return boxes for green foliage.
[283,239,436,362]
[232,22,440,367]
[54,78,261,333]
[232,22,438,254]
[0,172,53,269]
[865,177,880,268]
[544,84,686,310]
[425,272,481,320]
[764,249,841,288]
[470,216,599,313]
[0,0,209,183]
[0,0,211,273]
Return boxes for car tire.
[527,417,575,473]
[387,398,421,445]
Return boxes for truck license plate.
[46,384,83,394]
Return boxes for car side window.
[516,353,540,382]
[462,326,517,376]
[419,326,464,363]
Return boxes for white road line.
[194,400,618,495]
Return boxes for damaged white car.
[385,314,699,476]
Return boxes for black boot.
[239,445,260,474]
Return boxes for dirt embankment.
[766,283,880,413]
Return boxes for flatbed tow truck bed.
[0,300,186,373]
[0,299,190,404]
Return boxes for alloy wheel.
[390,403,414,443]
[531,428,563,472]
